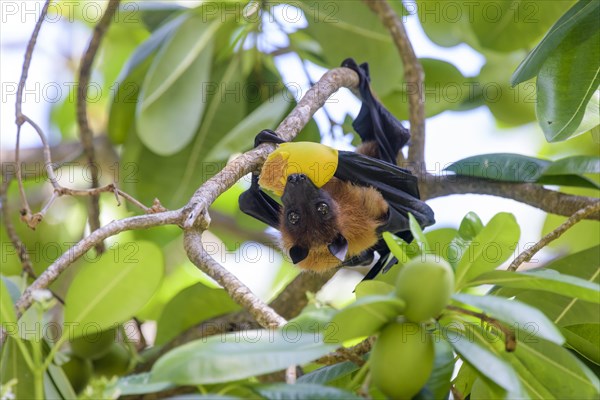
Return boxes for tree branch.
[1,179,36,278]
[13,209,182,319]
[184,229,287,328]
[76,0,121,254]
[508,201,600,271]
[14,0,51,222]
[364,0,425,167]
[423,174,600,220]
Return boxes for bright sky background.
[1,1,550,301]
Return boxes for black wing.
[238,129,287,229]
[238,174,281,229]
[341,58,410,165]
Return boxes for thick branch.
[423,174,600,220]
[364,0,425,167]
[184,229,287,328]
[508,201,600,271]
[76,0,121,253]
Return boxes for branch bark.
[76,0,121,253]
[508,201,600,271]
[364,0,425,167]
[423,174,600,220]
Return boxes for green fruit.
[62,354,93,393]
[70,328,116,360]
[371,322,434,399]
[395,255,455,322]
[92,343,131,377]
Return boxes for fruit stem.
[446,305,516,352]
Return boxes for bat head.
[280,173,348,269]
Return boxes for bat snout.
[287,173,307,184]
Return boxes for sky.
[1,1,550,300]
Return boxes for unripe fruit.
[92,343,131,377]
[371,322,434,399]
[395,255,454,322]
[62,354,93,393]
[70,328,116,360]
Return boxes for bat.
[239,58,435,279]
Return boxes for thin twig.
[447,305,516,352]
[14,0,52,219]
[364,0,425,167]
[1,179,36,277]
[508,201,600,271]
[77,0,122,254]
[13,209,183,320]
[315,336,375,366]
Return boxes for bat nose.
[287,173,307,184]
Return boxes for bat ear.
[289,245,309,264]
[328,235,349,262]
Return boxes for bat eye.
[316,202,329,215]
[287,211,300,225]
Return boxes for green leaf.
[300,0,402,97]
[136,15,219,155]
[536,11,600,141]
[0,278,16,331]
[512,0,600,84]
[454,212,520,289]
[478,60,537,126]
[448,213,483,268]
[109,373,174,396]
[561,324,600,365]
[108,13,189,144]
[328,295,404,343]
[515,338,600,398]
[382,231,409,264]
[121,57,246,209]
[354,280,395,298]
[446,153,600,188]
[382,59,468,119]
[424,228,459,264]
[150,330,337,385]
[251,383,362,400]
[542,155,600,175]
[422,338,455,400]
[155,283,241,345]
[457,213,483,241]
[467,269,600,303]
[0,337,35,399]
[506,246,600,327]
[409,213,430,253]
[444,328,522,394]
[453,293,565,345]
[446,153,550,183]
[469,0,576,53]
[297,361,360,385]
[46,362,78,400]
[64,241,164,338]
[283,304,337,336]
[535,174,600,190]
[413,1,476,48]
[205,92,292,161]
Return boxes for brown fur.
[280,177,388,272]
[355,141,380,158]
